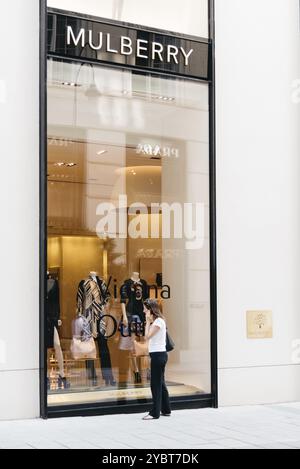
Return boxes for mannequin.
[76,272,115,386]
[46,272,69,390]
[120,272,149,384]
[121,272,148,325]
[89,271,98,282]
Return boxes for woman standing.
[142,299,171,420]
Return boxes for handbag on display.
[70,336,97,360]
[119,335,134,351]
[166,330,175,352]
[70,315,97,360]
[133,339,149,357]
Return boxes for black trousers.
[149,352,171,419]
[86,333,114,382]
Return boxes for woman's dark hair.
[143,299,165,320]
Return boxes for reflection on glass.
[47,0,209,38]
[47,59,211,407]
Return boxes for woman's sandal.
[142,414,157,420]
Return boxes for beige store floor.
[48,382,201,406]
[48,358,207,406]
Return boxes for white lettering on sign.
[48,138,74,147]
[121,36,133,55]
[67,26,194,66]
[67,27,85,47]
[152,42,164,62]
[136,144,180,159]
[88,30,103,50]
[137,39,149,59]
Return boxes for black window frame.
[40,0,217,419]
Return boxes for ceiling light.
[54,162,65,167]
[62,81,79,87]
[156,95,175,102]
[97,150,108,156]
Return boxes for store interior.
[46,60,211,406]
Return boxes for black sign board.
[47,12,210,80]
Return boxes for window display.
[46,272,69,390]
[46,58,211,408]
[76,273,115,386]
[120,273,149,384]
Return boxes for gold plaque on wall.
[246,310,273,339]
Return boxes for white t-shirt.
[149,318,166,353]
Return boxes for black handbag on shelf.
[166,330,175,352]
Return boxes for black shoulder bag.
[166,330,175,352]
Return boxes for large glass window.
[46,59,211,407]
[47,0,209,38]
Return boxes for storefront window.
[46,58,211,407]
[47,0,209,38]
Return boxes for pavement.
[1,403,300,449]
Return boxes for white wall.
[0,1,39,419]
[216,0,300,405]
